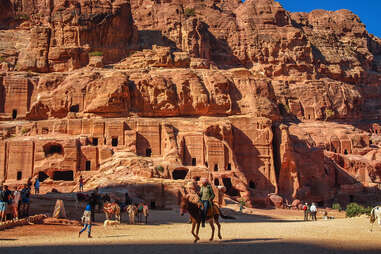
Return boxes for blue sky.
[242,0,380,38]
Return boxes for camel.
[179,195,235,243]
[370,206,381,232]
[127,204,138,224]
[103,202,121,222]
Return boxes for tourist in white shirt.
[310,203,317,221]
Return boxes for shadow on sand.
[1,240,380,254]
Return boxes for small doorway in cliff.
[92,138,98,146]
[214,178,219,186]
[349,195,354,203]
[17,171,22,180]
[85,161,91,171]
[192,158,196,166]
[38,171,49,182]
[146,148,152,157]
[214,164,218,172]
[12,109,17,119]
[344,149,348,155]
[53,171,74,181]
[172,169,188,180]
[249,181,256,189]
[227,163,232,171]
[112,137,118,147]
[69,104,79,113]
[150,201,156,209]
[222,178,239,196]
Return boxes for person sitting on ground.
[198,178,215,228]
[34,178,40,195]
[310,202,317,221]
[79,202,92,238]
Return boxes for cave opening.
[222,178,239,196]
[44,143,63,157]
[53,171,74,181]
[12,109,17,119]
[38,171,49,182]
[172,169,188,180]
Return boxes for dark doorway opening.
[12,109,17,119]
[53,171,74,181]
[249,181,256,189]
[227,163,232,171]
[38,171,49,182]
[318,201,324,207]
[222,178,239,196]
[214,178,219,186]
[349,195,354,203]
[92,138,98,146]
[194,176,200,181]
[172,169,188,180]
[205,161,208,167]
[44,144,63,157]
[85,161,91,171]
[146,148,152,157]
[112,137,118,147]
[214,164,218,172]
[150,201,156,209]
[17,171,22,180]
[69,104,79,112]
[192,158,196,166]
[344,149,348,155]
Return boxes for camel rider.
[198,178,215,228]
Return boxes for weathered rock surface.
[0,0,381,208]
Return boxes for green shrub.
[345,202,371,217]
[325,109,335,120]
[21,128,30,135]
[89,51,103,57]
[332,203,342,211]
[15,14,30,21]
[0,56,4,62]
[184,8,196,18]
[156,165,164,173]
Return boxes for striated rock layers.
[0,0,381,208]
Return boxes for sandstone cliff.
[0,0,381,207]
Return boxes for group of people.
[0,184,31,222]
[302,202,318,221]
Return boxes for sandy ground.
[1,203,381,254]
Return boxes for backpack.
[303,205,307,211]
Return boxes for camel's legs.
[209,219,215,241]
[215,216,222,240]
[191,222,199,243]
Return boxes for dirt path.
[1,207,381,254]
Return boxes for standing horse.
[179,195,235,243]
[370,206,381,232]
[103,202,121,222]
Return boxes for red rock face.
[0,0,381,207]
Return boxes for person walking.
[79,202,92,238]
[79,175,84,192]
[198,178,215,228]
[310,203,317,221]
[34,178,40,195]
[303,203,309,221]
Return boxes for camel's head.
[179,196,189,216]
